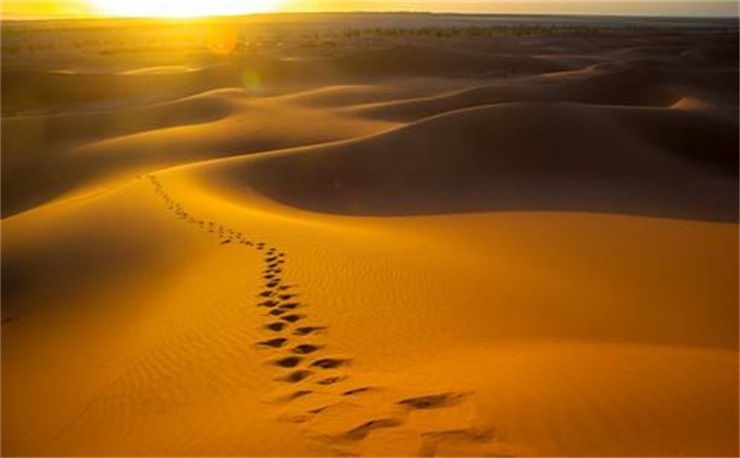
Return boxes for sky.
[1,0,738,19]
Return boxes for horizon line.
[2,9,739,21]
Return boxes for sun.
[89,0,285,18]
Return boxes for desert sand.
[1,13,738,457]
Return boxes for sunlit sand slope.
[3,170,736,456]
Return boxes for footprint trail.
[144,175,499,456]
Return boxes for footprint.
[266,322,288,332]
[278,370,314,383]
[308,405,331,414]
[285,390,313,401]
[269,309,286,316]
[311,357,351,369]
[279,302,301,310]
[398,392,468,410]
[259,291,275,298]
[343,418,403,441]
[257,338,288,348]
[266,281,280,288]
[273,356,304,368]
[258,300,279,308]
[281,314,305,323]
[343,387,373,396]
[292,344,322,355]
[294,326,327,336]
[316,375,347,386]
[278,294,298,300]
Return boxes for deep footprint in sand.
[342,418,404,441]
[278,370,314,383]
[294,326,327,336]
[281,314,305,323]
[257,338,288,348]
[273,356,304,368]
[311,357,352,369]
[279,302,301,310]
[292,344,322,355]
[398,392,469,410]
[316,375,347,386]
[266,322,288,332]
[342,387,373,396]
[285,390,313,401]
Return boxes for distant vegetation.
[342,24,625,38]
[2,17,737,60]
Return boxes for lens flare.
[242,69,262,92]
[207,24,239,54]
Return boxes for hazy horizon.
[1,0,738,19]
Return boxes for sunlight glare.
[90,0,285,18]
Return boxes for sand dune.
[208,102,737,220]
[1,87,399,217]
[2,14,738,458]
[266,85,429,108]
[345,57,738,122]
[4,169,735,456]
[327,45,574,78]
